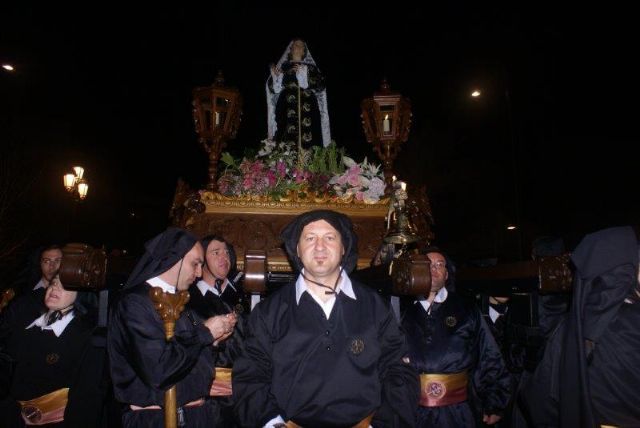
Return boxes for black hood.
[280,210,358,274]
[124,227,199,289]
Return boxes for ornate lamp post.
[361,79,412,194]
[192,71,243,191]
[63,166,89,200]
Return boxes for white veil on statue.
[266,40,331,147]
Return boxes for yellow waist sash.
[18,387,69,426]
[419,372,468,407]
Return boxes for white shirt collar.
[33,279,47,290]
[418,286,448,313]
[489,306,501,323]
[295,270,356,319]
[196,278,236,297]
[146,277,176,294]
[26,311,75,337]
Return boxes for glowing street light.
[470,89,481,98]
[63,166,89,200]
[2,64,15,71]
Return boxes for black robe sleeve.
[471,312,512,416]
[108,286,215,407]
[371,304,420,427]
[232,301,283,427]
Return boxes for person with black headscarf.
[232,209,419,427]
[0,275,104,427]
[521,226,640,427]
[402,248,511,427]
[108,227,237,427]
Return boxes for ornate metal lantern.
[361,79,412,193]
[192,71,243,191]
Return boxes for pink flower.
[346,165,362,187]
[266,170,277,186]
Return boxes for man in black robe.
[187,234,244,426]
[402,248,511,427]
[189,234,245,316]
[521,226,640,427]
[0,275,105,427]
[108,227,237,427]
[233,209,419,427]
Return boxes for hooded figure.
[266,39,331,149]
[522,226,640,427]
[233,209,419,427]
[108,227,235,428]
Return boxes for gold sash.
[18,387,69,425]
[210,367,233,397]
[419,372,468,407]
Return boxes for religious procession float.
[169,40,436,298]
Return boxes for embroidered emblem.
[445,316,457,328]
[425,380,447,399]
[234,304,244,314]
[22,405,42,423]
[350,338,365,355]
[46,353,59,365]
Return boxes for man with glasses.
[402,247,511,427]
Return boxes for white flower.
[342,156,356,168]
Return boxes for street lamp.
[63,166,89,200]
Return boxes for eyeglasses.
[430,261,447,271]
[41,258,62,266]
[209,248,230,258]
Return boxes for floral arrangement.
[216,139,387,203]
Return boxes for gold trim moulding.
[200,191,390,217]
[236,255,372,272]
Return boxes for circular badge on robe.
[22,405,42,423]
[445,316,457,328]
[46,353,59,365]
[350,338,365,355]
[425,380,447,399]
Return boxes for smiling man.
[233,210,419,427]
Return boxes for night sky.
[1,4,639,275]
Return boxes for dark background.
[1,4,638,280]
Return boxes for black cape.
[521,226,640,427]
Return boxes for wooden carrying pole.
[149,287,191,428]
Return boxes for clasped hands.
[204,312,238,345]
